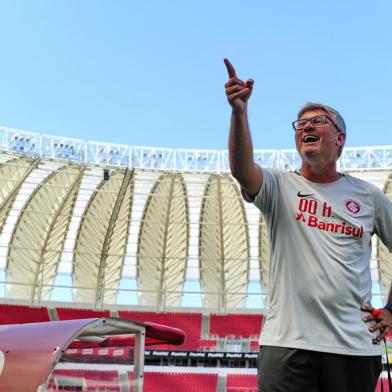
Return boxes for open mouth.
[303,135,319,143]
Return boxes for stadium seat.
[118,310,160,324]
[226,373,258,392]
[250,341,260,352]
[56,307,110,320]
[119,310,203,350]
[129,371,218,392]
[0,304,50,324]
[210,313,263,338]
[119,311,202,336]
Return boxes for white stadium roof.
[0,126,390,311]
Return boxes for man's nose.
[302,120,314,131]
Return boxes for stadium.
[0,125,391,391]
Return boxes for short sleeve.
[252,168,281,215]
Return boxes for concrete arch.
[137,173,189,308]
[199,174,249,310]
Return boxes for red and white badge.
[344,199,361,215]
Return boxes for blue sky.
[0,0,391,150]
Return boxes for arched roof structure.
[7,163,84,302]
[199,174,249,309]
[73,168,134,306]
[0,126,391,311]
[137,173,189,308]
[259,216,270,292]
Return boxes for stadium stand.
[226,373,258,392]
[119,311,202,337]
[129,371,218,392]
[0,306,261,355]
[0,304,50,324]
[150,338,214,351]
[199,339,218,351]
[49,369,390,392]
[118,310,160,324]
[249,340,260,352]
[119,310,205,350]
[210,313,263,338]
[56,307,111,320]
[49,369,260,392]
[155,312,202,339]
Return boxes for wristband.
[384,303,392,314]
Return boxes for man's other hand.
[362,305,392,341]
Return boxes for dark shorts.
[258,346,381,392]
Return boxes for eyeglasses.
[292,115,341,132]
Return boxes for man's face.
[294,109,345,162]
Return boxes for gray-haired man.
[224,58,392,392]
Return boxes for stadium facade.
[0,126,390,312]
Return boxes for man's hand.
[224,58,254,114]
[362,305,392,341]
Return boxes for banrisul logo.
[296,197,363,238]
[344,199,361,215]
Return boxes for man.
[224,58,392,392]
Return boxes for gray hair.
[297,102,346,157]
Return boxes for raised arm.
[224,58,262,199]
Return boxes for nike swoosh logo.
[297,191,316,197]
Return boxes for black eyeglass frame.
[292,115,341,133]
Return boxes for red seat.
[210,314,263,338]
[0,304,50,324]
[385,329,392,340]
[250,341,260,352]
[118,310,160,324]
[129,371,218,392]
[56,307,110,320]
[119,311,202,350]
[226,374,258,392]
[199,339,217,350]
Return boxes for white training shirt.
[252,168,392,356]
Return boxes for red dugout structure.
[0,318,185,392]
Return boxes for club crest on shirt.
[344,199,361,215]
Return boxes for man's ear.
[337,132,346,146]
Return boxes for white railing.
[1,126,391,172]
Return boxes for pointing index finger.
[224,58,237,78]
